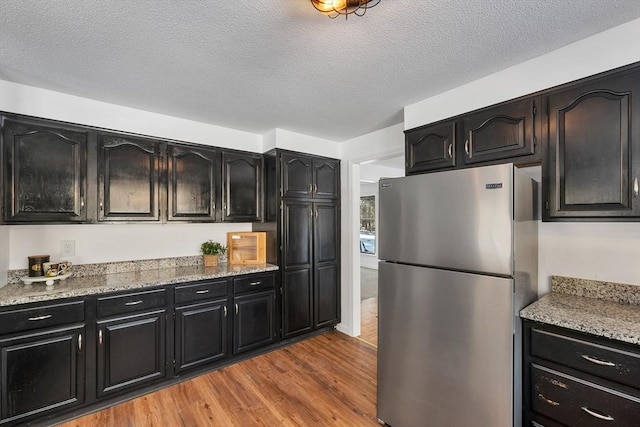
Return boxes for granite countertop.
[520,276,640,345]
[0,263,279,307]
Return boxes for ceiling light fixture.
[311,0,381,19]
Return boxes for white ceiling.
[1,1,639,142]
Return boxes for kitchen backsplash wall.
[7,222,251,270]
[0,226,8,284]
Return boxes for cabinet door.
[312,158,340,199]
[405,121,456,174]
[174,299,227,373]
[0,325,84,425]
[221,152,262,222]
[282,200,314,338]
[96,310,166,397]
[281,152,313,198]
[461,97,538,165]
[1,116,87,222]
[545,69,640,220]
[167,145,217,222]
[233,290,275,354]
[98,134,162,221]
[314,202,340,328]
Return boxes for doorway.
[357,156,404,347]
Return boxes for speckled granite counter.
[0,263,278,307]
[520,276,640,345]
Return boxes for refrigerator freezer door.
[377,262,514,427]
[379,163,513,276]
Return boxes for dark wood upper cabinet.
[167,145,217,222]
[405,120,456,174]
[221,151,262,222]
[281,152,313,198]
[281,152,339,200]
[544,67,640,220]
[460,97,539,165]
[98,134,162,222]
[1,116,87,222]
[312,158,340,199]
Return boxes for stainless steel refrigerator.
[377,163,537,427]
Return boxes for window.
[360,196,375,254]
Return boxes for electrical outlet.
[60,240,75,257]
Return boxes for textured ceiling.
[1,1,639,142]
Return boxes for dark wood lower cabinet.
[282,268,313,338]
[233,290,275,354]
[0,325,85,425]
[96,310,166,397]
[523,321,640,426]
[0,271,287,426]
[174,299,227,373]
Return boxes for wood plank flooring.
[58,332,378,427]
[360,297,378,347]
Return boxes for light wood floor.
[360,296,378,347]
[58,331,378,427]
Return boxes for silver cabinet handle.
[235,303,239,315]
[195,289,210,294]
[634,177,638,197]
[80,197,85,208]
[315,210,318,218]
[581,406,614,421]
[464,139,470,156]
[28,314,52,321]
[223,306,227,317]
[581,354,616,367]
[308,184,312,194]
[249,281,261,286]
[98,329,103,345]
[313,184,318,193]
[125,300,143,306]
[78,333,82,351]
[447,143,453,158]
[99,202,104,211]
[537,393,559,406]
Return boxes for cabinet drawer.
[531,364,640,426]
[174,280,227,304]
[97,289,166,318]
[531,327,640,389]
[0,301,84,335]
[233,273,274,294]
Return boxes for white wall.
[273,128,341,159]
[405,18,640,129]
[7,223,251,269]
[0,226,8,285]
[0,80,263,152]
[402,20,640,295]
[337,123,405,336]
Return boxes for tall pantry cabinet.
[255,150,340,339]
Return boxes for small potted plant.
[200,240,227,267]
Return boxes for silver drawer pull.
[581,354,616,367]
[125,300,143,306]
[28,314,52,321]
[537,393,559,406]
[249,281,261,286]
[581,406,614,421]
[223,306,227,317]
[196,289,210,294]
[78,334,82,351]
